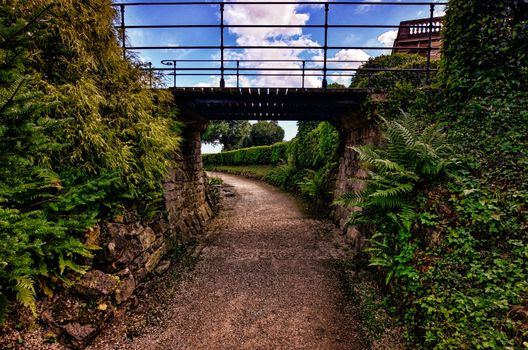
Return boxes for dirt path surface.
[89,173,365,350]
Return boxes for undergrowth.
[342,1,528,348]
[0,0,181,321]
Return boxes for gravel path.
[89,173,366,350]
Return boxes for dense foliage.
[202,120,251,151]
[341,1,528,348]
[0,0,181,321]
[243,121,285,147]
[204,121,339,210]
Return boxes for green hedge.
[204,122,339,170]
[288,122,340,170]
[204,141,288,166]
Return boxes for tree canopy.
[245,121,285,147]
[202,121,251,151]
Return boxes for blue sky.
[116,0,446,152]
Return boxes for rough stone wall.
[333,113,379,252]
[164,124,214,246]
[42,122,213,348]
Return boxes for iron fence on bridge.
[112,1,447,89]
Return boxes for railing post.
[322,3,329,88]
[148,62,153,88]
[120,4,126,59]
[236,60,240,88]
[302,60,306,88]
[161,60,177,88]
[220,3,225,88]
[173,60,177,88]
[426,4,434,84]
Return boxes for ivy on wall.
[340,1,528,348]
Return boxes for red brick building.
[393,17,444,59]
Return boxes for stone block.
[138,226,157,250]
[76,270,119,297]
[145,243,170,273]
[114,276,136,304]
[133,268,148,283]
[64,323,96,344]
[154,260,171,275]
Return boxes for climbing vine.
[341,1,528,348]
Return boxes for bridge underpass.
[113,0,443,245]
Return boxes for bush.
[204,142,288,166]
[350,53,439,91]
[340,1,528,348]
[288,122,340,170]
[0,0,181,320]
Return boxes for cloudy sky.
[117,0,446,152]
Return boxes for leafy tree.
[244,121,285,147]
[296,121,319,137]
[202,120,251,151]
[350,53,437,90]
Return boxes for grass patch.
[336,254,403,348]
[205,165,276,179]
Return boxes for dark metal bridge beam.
[172,87,367,121]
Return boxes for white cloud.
[197,0,373,88]
[193,76,220,87]
[354,0,382,14]
[312,49,370,86]
[221,1,320,87]
[377,30,398,47]
[434,5,446,17]
[224,1,309,41]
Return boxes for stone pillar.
[333,111,379,252]
[164,118,213,245]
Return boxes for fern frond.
[368,182,414,199]
[345,210,370,226]
[13,276,36,316]
[334,190,365,207]
[58,254,90,275]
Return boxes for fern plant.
[336,112,453,216]
[298,163,336,210]
[336,112,453,287]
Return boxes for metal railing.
[113,1,447,88]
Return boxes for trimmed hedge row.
[203,122,340,169]
[203,141,289,166]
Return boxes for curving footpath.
[89,172,365,350]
